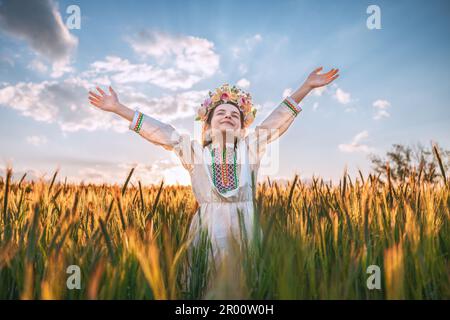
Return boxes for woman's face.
[210,103,242,132]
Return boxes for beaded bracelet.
[133,112,144,133]
[283,98,302,117]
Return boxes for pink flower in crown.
[220,92,230,102]
[203,97,212,108]
[238,96,247,107]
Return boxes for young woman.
[88,67,339,266]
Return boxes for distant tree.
[369,141,449,184]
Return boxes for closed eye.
[216,110,239,118]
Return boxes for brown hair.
[202,102,245,149]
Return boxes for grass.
[0,154,449,299]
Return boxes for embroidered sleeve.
[247,96,302,165]
[129,109,195,173]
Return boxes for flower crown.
[195,83,257,128]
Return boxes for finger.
[89,99,102,105]
[312,66,323,74]
[322,70,338,81]
[89,96,100,103]
[96,86,106,96]
[326,74,339,84]
[327,69,339,79]
[89,100,101,107]
[89,91,102,100]
[329,68,339,76]
[109,86,117,97]
[323,68,337,77]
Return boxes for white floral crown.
[195,83,257,128]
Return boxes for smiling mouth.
[221,120,234,126]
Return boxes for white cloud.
[236,78,250,89]
[0,0,78,78]
[231,33,263,59]
[0,78,208,132]
[123,30,219,89]
[373,109,389,119]
[309,85,355,112]
[0,78,127,131]
[120,88,208,122]
[0,165,48,182]
[338,130,375,154]
[90,76,111,87]
[245,34,263,48]
[26,135,48,146]
[85,55,209,91]
[251,101,276,122]
[27,59,48,73]
[311,86,327,97]
[50,60,75,78]
[231,47,241,59]
[333,88,351,104]
[77,167,111,184]
[373,99,391,120]
[373,99,390,109]
[0,81,59,122]
[73,31,220,91]
[76,159,191,185]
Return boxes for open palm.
[305,67,339,89]
[88,86,119,112]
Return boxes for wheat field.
[0,157,449,300]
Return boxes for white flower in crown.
[195,83,257,127]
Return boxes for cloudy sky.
[0,0,449,185]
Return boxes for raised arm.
[88,86,195,172]
[248,67,339,163]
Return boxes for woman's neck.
[211,130,235,149]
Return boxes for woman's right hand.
[88,86,120,113]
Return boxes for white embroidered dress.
[129,96,302,261]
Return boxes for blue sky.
[0,0,449,185]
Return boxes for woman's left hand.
[304,67,339,89]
